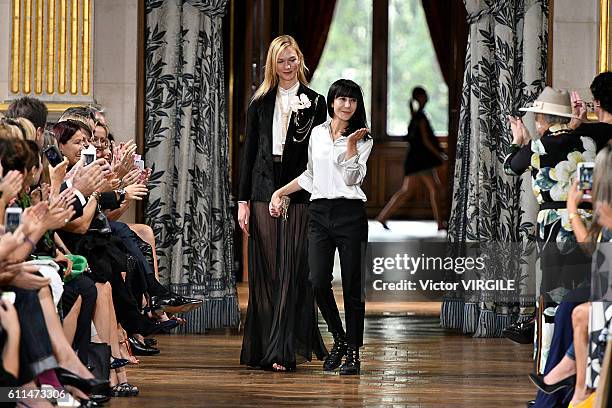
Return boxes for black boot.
[323,332,347,371]
[339,346,360,375]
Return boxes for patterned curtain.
[442,0,548,336]
[144,0,239,333]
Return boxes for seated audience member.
[530,142,612,407]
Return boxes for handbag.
[64,254,88,283]
[280,196,290,221]
[87,342,111,381]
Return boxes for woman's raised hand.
[0,171,24,204]
[569,90,587,129]
[347,128,368,145]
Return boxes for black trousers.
[308,199,367,347]
[110,221,168,297]
[62,275,98,364]
[10,287,57,383]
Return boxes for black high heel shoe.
[528,373,575,394]
[128,336,160,356]
[55,367,110,394]
[110,356,130,369]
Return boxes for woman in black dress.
[376,87,446,230]
[238,35,327,371]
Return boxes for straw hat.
[519,86,574,118]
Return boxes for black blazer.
[238,84,327,203]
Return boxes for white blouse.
[272,81,300,156]
[298,121,373,201]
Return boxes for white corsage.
[289,93,311,112]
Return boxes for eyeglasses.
[90,137,109,150]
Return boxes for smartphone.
[43,145,64,167]
[82,145,96,166]
[134,159,145,171]
[4,207,22,233]
[0,291,15,305]
[577,162,595,199]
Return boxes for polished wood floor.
[108,313,536,407]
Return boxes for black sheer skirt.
[240,196,327,368]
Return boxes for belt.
[539,201,592,211]
[272,155,282,163]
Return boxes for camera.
[576,161,595,199]
[43,145,64,167]
[82,145,96,166]
[0,291,15,305]
[4,207,22,233]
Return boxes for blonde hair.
[588,142,612,243]
[14,117,36,141]
[252,35,308,101]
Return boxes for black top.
[573,122,612,151]
[238,84,327,203]
[403,111,443,175]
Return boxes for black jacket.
[238,84,327,203]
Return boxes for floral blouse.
[503,124,596,243]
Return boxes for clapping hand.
[121,168,141,187]
[138,168,153,185]
[124,184,148,201]
[508,116,530,145]
[6,262,50,290]
[112,141,137,179]
[0,170,24,204]
[569,91,587,129]
[48,158,69,189]
[0,231,25,261]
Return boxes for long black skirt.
[240,200,327,368]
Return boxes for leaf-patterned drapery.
[144,0,239,332]
[442,0,548,336]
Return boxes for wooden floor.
[108,315,536,407]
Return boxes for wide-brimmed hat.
[519,87,574,118]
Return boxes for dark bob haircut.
[327,79,371,139]
[590,71,612,114]
[52,120,92,145]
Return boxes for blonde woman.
[238,35,327,371]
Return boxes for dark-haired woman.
[238,35,327,372]
[376,87,446,230]
[54,120,149,396]
[271,79,373,375]
[571,71,612,149]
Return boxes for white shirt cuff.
[297,173,313,193]
[338,152,360,167]
[66,180,87,206]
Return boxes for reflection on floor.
[111,220,536,407]
[116,316,534,408]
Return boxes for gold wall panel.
[600,0,611,72]
[8,0,94,99]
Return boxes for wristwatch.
[568,212,579,221]
[116,188,126,203]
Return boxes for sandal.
[118,340,140,365]
[271,362,296,373]
[111,382,139,397]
